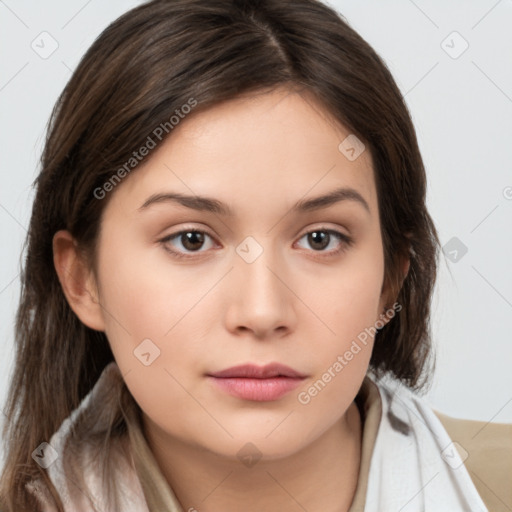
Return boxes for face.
[91,86,390,461]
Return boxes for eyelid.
[296,223,351,240]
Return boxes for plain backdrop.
[1,0,511,454]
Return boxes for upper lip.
[207,363,306,379]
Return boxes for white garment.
[26,363,150,512]
[364,375,488,511]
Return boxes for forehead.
[105,87,377,220]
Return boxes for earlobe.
[52,230,105,332]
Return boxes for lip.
[206,363,307,402]
[208,363,306,379]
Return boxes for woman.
[1,0,510,510]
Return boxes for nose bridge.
[226,234,295,335]
[236,235,285,304]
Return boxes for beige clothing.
[28,363,512,511]
[434,410,512,512]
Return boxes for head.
[1,0,439,509]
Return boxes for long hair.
[1,0,440,509]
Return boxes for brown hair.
[1,0,440,509]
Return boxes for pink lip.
[207,363,306,401]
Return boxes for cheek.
[95,243,214,439]
[294,273,380,428]
[95,236,214,372]
[295,242,384,403]
[122,364,206,441]
[305,246,385,349]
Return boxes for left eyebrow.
[293,186,371,215]
[137,186,371,216]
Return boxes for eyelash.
[159,226,354,260]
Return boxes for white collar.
[364,373,488,511]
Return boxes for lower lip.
[208,376,304,401]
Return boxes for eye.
[295,227,353,256]
[159,226,353,260]
[159,229,217,259]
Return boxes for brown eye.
[296,228,353,256]
[180,231,206,251]
[307,231,330,250]
[160,229,216,259]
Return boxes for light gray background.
[1,0,511,446]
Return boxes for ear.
[52,230,106,331]
[377,254,410,326]
[400,257,410,284]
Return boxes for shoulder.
[434,410,512,512]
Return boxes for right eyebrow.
[138,192,232,215]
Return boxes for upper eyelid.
[163,224,349,240]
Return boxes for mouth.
[206,363,307,401]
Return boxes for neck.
[143,401,362,512]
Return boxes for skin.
[54,86,408,512]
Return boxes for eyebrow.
[137,186,371,216]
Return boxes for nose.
[224,246,297,340]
